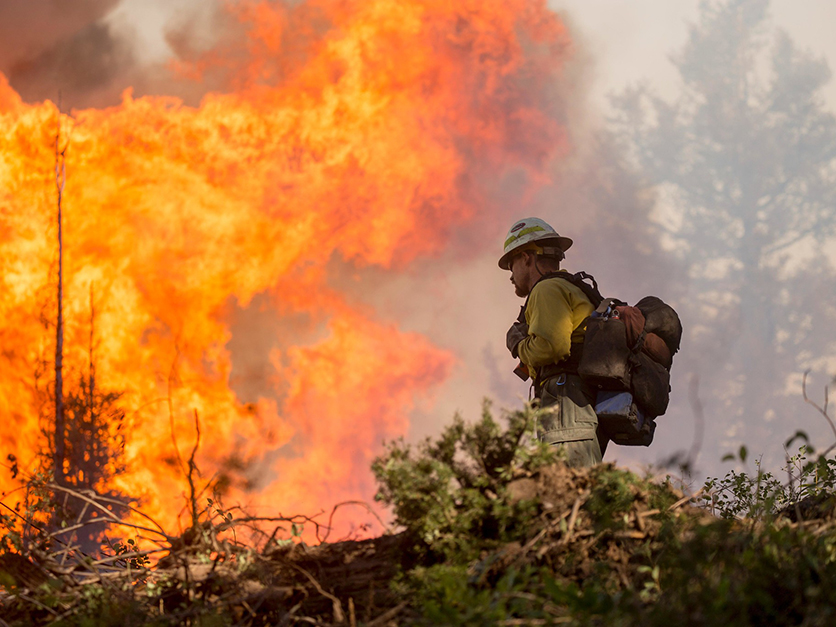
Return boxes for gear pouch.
[595,390,655,447]
[578,317,632,391]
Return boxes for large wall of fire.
[0,0,571,534]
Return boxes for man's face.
[509,253,532,297]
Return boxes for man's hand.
[506,321,529,358]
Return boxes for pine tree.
[611,0,836,460]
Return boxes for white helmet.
[498,217,573,270]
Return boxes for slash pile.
[2,407,836,625]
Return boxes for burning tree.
[45,119,132,551]
[611,0,836,460]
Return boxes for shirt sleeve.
[517,280,576,368]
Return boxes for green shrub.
[372,401,556,563]
[702,444,836,520]
[374,404,836,626]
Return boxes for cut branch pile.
[0,481,409,626]
[1,460,835,625]
[0,463,703,625]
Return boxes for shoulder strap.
[522,269,606,313]
[538,270,605,308]
[524,271,610,387]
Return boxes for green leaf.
[784,430,809,450]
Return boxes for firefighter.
[501,217,604,467]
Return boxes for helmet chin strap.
[534,253,562,278]
[534,257,548,278]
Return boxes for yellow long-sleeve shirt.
[517,275,594,369]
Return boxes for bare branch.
[289,562,345,624]
[321,500,391,543]
[87,548,167,569]
[802,371,836,444]
[367,602,408,627]
[47,484,171,541]
[187,408,202,531]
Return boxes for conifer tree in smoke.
[611,0,836,463]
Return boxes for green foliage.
[702,459,785,520]
[0,471,55,553]
[373,398,836,626]
[372,402,556,563]
[404,565,579,626]
[0,578,156,627]
[3,399,836,626]
[703,445,836,520]
[586,466,639,531]
[646,521,836,626]
[47,583,154,627]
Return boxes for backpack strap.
[523,270,608,394]
[547,270,605,308]
[523,270,606,312]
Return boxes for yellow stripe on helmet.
[504,225,546,249]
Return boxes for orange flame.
[0,0,570,538]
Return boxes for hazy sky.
[552,0,836,111]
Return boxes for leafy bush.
[374,404,836,626]
[372,401,556,563]
[702,443,836,520]
[647,520,836,626]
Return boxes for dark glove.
[506,321,529,359]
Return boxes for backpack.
[528,271,682,447]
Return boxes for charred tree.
[53,110,66,487]
[45,115,132,551]
[49,286,132,552]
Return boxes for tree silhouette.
[610,0,836,459]
[53,111,66,486]
[43,110,132,549]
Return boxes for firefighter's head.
[500,218,571,296]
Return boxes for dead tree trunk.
[53,113,67,486]
[88,283,95,408]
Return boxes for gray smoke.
[6,21,134,108]
[0,0,226,109]
[0,0,131,108]
[606,0,836,479]
[0,0,120,64]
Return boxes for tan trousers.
[536,373,604,467]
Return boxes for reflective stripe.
[504,225,547,249]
